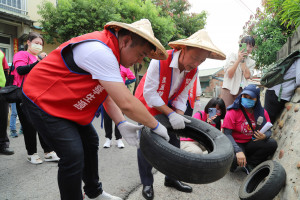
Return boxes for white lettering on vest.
[73,84,104,110]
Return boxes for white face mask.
[30,43,43,54]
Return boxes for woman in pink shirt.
[102,65,136,148]
[181,97,226,154]
[223,84,277,174]
[13,32,59,164]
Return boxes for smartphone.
[239,43,247,52]
[208,108,217,124]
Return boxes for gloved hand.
[117,121,144,147]
[194,100,201,112]
[151,121,170,141]
[168,111,191,129]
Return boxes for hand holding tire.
[151,121,170,141]
[117,121,143,147]
[168,111,191,129]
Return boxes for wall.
[27,0,57,27]
[262,26,300,200]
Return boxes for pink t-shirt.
[222,109,271,143]
[12,51,37,87]
[120,65,135,83]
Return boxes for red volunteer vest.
[135,50,197,116]
[23,29,120,125]
[188,77,198,109]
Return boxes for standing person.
[221,36,256,108]
[223,84,277,174]
[22,19,170,200]
[184,76,202,116]
[264,58,300,124]
[135,30,226,200]
[13,32,59,164]
[0,49,14,155]
[103,65,136,148]
[181,97,226,154]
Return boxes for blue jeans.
[9,103,22,132]
[22,95,103,200]
[9,103,17,131]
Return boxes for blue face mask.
[241,97,256,108]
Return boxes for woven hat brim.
[105,21,168,60]
[168,42,226,60]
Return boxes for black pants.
[0,98,9,148]
[237,138,277,167]
[22,95,102,200]
[103,108,121,140]
[264,90,288,124]
[16,101,52,155]
[137,131,180,186]
[184,100,193,117]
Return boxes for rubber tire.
[140,114,234,184]
[239,160,286,200]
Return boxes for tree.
[152,0,207,41]
[242,7,292,69]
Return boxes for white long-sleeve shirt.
[143,50,197,112]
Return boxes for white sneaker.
[117,139,125,149]
[44,151,60,162]
[27,153,43,164]
[85,191,122,200]
[103,138,111,148]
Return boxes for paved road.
[0,98,246,200]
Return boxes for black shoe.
[164,179,192,193]
[142,185,154,200]
[0,147,14,155]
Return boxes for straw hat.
[168,30,226,60]
[105,19,168,60]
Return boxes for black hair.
[241,36,255,47]
[24,32,44,50]
[204,97,226,119]
[118,28,156,51]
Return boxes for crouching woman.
[222,84,277,173]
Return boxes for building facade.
[0,0,57,63]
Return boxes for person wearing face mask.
[135,30,226,200]
[12,32,59,164]
[221,36,256,108]
[222,84,277,174]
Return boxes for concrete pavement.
[0,98,246,200]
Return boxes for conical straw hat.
[168,30,226,60]
[105,19,168,60]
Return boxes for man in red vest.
[22,19,170,200]
[135,30,226,200]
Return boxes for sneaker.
[18,128,23,135]
[84,191,122,200]
[27,153,43,164]
[44,151,60,162]
[117,139,125,148]
[10,130,18,138]
[103,138,111,148]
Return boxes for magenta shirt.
[12,51,37,87]
[120,65,135,83]
[222,109,271,143]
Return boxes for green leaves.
[38,0,207,50]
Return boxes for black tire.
[239,160,286,200]
[140,114,234,184]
